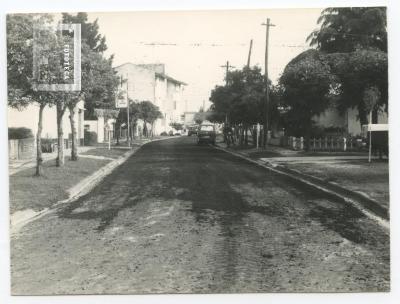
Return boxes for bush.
[41,138,57,153]
[84,130,98,146]
[8,127,33,140]
[160,131,168,136]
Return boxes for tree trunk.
[304,121,312,152]
[68,104,78,161]
[56,103,66,167]
[143,121,148,137]
[245,126,248,146]
[372,108,378,124]
[252,126,257,147]
[35,104,45,176]
[116,123,120,145]
[358,104,369,128]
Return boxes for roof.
[155,72,187,86]
[114,62,187,86]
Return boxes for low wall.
[9,138,35,160]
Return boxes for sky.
[88,8,323,112]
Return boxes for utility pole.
[261,18,275,148]
[247,39,253,68]
[220,61,235,124]
[220,61,235,86]
[126,74,130,148]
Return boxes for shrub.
[8,127,33,140]
[84,130,98,146]
[160,131,168,136]
[41,138,57,153]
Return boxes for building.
[313,106,388,136]
[183,112,197,126]
[114,63,187,135]
[84,109,118,143]
[8,100,85,145]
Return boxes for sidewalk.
[9,146,94,176]
[215,140,389,220]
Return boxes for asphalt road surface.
[11,137,390,295]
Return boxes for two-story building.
[114,63,187,135]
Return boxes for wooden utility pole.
[126,74,130,148]
[220,61,235,124]
[220,61,235,86]
[261,18,275,148]
[247,39,253,68]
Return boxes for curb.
[213,145,389,231]
[10,137,174,234]
[268,163,389,220]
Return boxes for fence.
[284,136,364,152]
[8,138,35,160]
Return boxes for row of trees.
[208,7,388,149]
[208,66,278,145]
[7,13,120,175]
[114,100,163,144]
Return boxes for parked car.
[197,124,216,145]
[187,125,198,136]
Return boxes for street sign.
[115,97,128,108]
[366,124,388,132]
[362,123,389,163]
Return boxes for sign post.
[115,75,130,148]
[368,112,372,163]
[364,122,388,163]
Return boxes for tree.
[62,13,119,161]
[170,122,183,131]
[209,66,273,146]
[325,49,388,125]
[279,53,338,149]
[7,13,57,175]
[138,101,162,137]
[193,108,206,125]
[307,7,387,53]
[306,7,388,127]
[208,86,232,123]
[62,12,107,54]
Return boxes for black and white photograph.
[1,0,399,303]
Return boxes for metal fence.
[283,136,364,152]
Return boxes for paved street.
[11,136,390,294]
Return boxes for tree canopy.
[307,7,387,53]
[279,52,338,138]
[209,66,274,126]
[62,13,118,119]
[62,12,107,53]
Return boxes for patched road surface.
[11,137,390,294]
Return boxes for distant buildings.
[114,63,187,135]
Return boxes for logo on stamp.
[33,23,81,91]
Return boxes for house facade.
[313,106,388,136]
[114,63,187,135]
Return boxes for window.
[200,125,214,131]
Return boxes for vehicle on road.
[197,124,216,145]
[187,125,198,136]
